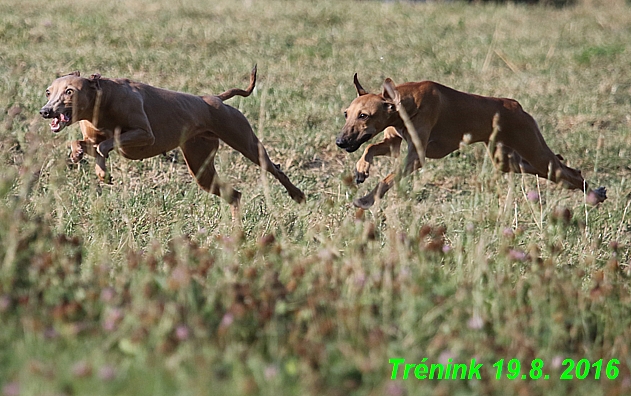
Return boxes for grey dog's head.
[40,71,99,133]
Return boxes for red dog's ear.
[353,73,368,96]
[382,78,400,104]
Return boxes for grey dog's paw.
[70,147,84,163]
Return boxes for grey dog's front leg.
[96,126,156,159]
[68,139,110,183]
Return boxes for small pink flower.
[2,382,19,396]
[175,325,190,341]
[467,314,484,329]
[264,365,279,380]
[0,295,10,312]
[527,190,539,202]
[502,227,514,238]
[102,308,123,332]
[438,350,457,365]
[397,268,410,281]
[100,287,115,303]
[550,356,563,369]
[384,382,406,396]
[442,244,452,253]
[169,265,191,289]
[98,365,117,381]
[220,313,234,328]
[508,249,527,262]
[71,360,92,378]
[354,272,366,288]
[44,327,58,339]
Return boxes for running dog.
[40,66,305,216]
[336,74,606,208]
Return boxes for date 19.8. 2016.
[389,358,620,381]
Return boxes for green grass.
[1,0,630,394]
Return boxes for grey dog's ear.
[382,78,400,103]
[57,70,80,78]
[353,73,368,96]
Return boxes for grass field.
[1,0,630,394]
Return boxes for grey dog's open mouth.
[50,112,71,133]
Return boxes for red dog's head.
[336,74,399,153]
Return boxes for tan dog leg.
[354,139,425,209]
[355,127,402,184]
[353,173,396,209]
[492,117,605,202]
[354,119,430,209]
[496,116,586,190]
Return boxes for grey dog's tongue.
[50,114,70,131]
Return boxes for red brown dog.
[336,74,606,209]
[40,67,305,216]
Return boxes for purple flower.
[508,249,527,262]
[175,325,190,341]
[102,308,123,332]
[527,190,539,202]
[44,327,58,339]
[2,382,19,396]
[467,314,484,329]
[98,365,117,381]
[264,365,279,380]
[100,287,115,303]
[438,350,457,365]
[354,272,366,288]
[550,356,563,369]
[220,313,234,328]
[384,382,406,396]
[71,360,92,378]
[0,295,10,312]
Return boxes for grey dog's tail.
[216,65,257,101]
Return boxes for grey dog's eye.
[65,89,73,96]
